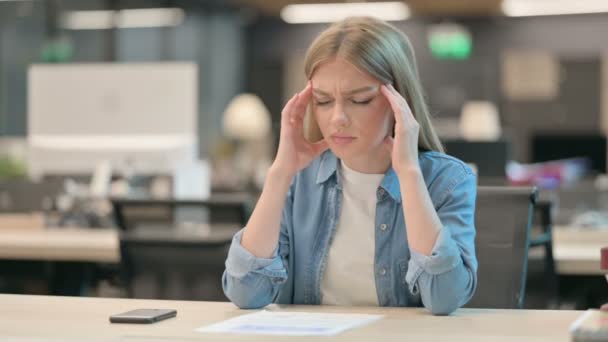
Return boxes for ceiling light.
[117,8,184,28]
[280,2,409,24]
[61,8,184,30]
[62,10,114,30]
[503,0,608,17]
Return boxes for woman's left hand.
[380,84,421,176]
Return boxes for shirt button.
[380,224,387,231]
[379,268,387,276]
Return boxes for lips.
[331,135,356,145]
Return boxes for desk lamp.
[222,93,272,190]
[460,101,501,141]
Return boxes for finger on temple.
[293,84,313,121]
[388,84,414,118]
[381,85,404,125]
[281,93,300,126]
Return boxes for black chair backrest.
[466,186,537,309]
[119,229,235,301]
[111,193,251,230]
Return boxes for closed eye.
[315,99,332,106]
[352,98,373,105]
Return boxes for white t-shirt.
[320,161,384,306]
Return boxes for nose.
[330,102,350,128]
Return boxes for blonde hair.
[303,16,443,153]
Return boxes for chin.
[328,145,361,161]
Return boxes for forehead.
[311,58,377,86]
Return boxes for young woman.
[222,16,477,315]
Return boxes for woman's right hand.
[271,82,329,179]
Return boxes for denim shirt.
[222,150,478,315]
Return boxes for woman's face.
[310,58,393,172]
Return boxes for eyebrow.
[313,85,378,97]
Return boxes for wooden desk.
[0,227,119,263]
[0,294,584,341]
[552,226,607,276]
[0,224,240,264]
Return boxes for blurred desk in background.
[0,224,119,296]
[527,224,604,276]
[0,214,602,275]
[0,227,119,263]
[552,226,606,276]
[0,223,240,263]
[0,215,240,297]
[548,226,608,309]
[0,212,46,229]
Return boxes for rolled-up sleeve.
[405,171,478,315]
[222,183,293,309]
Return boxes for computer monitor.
[531,133,607,174]
[27,63,198,178]
[443,139,511,178]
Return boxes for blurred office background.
[1,0,608,310]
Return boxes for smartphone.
[109,308,177,324]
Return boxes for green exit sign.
[428,23,472,60]
[41,38,73,63]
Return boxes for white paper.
[195,310,383,336]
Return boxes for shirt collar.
[315,151,402,202]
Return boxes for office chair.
[466,186,537,309]
[111,193,251,230]
[119,229,235,301]
[113,194,250,301]
[525,199,559,309]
